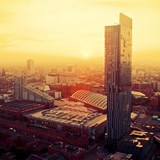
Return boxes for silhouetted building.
[105,13,132,140]
[0,95,4,105]
[0,101,47,120]
[150,92,160,111]
[117,130,154,160]
[132,91,149,105]
[132,82,153,97]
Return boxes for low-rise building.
[117,130,154,160]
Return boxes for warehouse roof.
[30,105,107,128]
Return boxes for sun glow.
[0,0,160,66]
[83,53,90,59]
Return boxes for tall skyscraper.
[105,13,132,140]
[27,59,34,75]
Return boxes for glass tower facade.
[105,13,132,140]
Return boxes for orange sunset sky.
[0,0,160,65]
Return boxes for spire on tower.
[2,68,6,77]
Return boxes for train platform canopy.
[70,90,107,112]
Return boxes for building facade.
[105,13,132,140]
[14,76,26,100]
[27,59,34,75]
[46,73,77,85]
[14,76,54,106]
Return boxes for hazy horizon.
[0,51,160,68]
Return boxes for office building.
[46,73,77,85]
[67,64,75,73]
[14,76,54,106]
[14,75,26,100]
[105,13,132,140]
[27,59,34,75]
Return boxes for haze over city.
[1,1,160,160]
[0,0,160,66]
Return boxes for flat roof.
[0,101,45,112]
[131,112,138,120]
[120,130,153,148]
[30,105,107,128]
[132,91,145,97]
[108,152,132,160]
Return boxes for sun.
[83,53,90,59]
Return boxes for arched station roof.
[70,90,107,111]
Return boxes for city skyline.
[0,0,160,66]
[1,1,160,158]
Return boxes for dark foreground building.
[117,130,154,160]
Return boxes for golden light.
[83,53,90,59]
[1,0,160,66]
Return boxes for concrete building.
[14,76,26,100]
[14,76,54,107]
[27,59,34,75]
[46,73,59,85]
[105,13,132,140]
[28,105,107,147]
[59,73,77,84]
[46,73,77,85]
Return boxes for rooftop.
[0,101,46,113]
[70,90,107,111]
[155,92,160,96]
[132,91,146,98]
[24,85,54,101]
[30,105,107,128]
[70,90,145,112]
[120,130,153,148]
[106,152,132,160]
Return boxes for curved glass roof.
[70,90,107,111]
